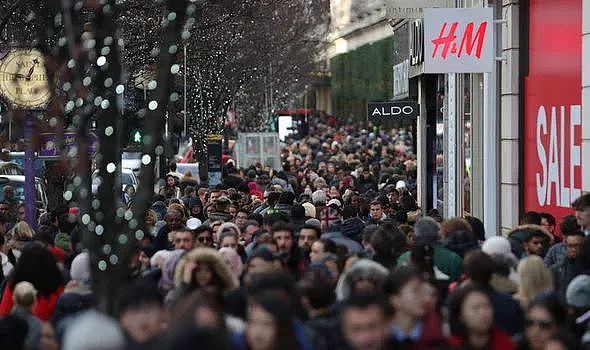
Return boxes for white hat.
[395,180,407,190]
[327,199,342,207]
[186,217,202,230]
[63,310,125,350]
[70,252,91,282]
[482,236,516,260]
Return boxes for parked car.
[0,175,48,210]
[6,152,45,177]
[122,151,142,176]
[0,162,24,176]
[91,168,138,194]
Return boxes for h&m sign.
[424,7,494,73]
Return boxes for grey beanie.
[566,274,590,308]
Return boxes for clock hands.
[25,58,39,81]
[1,71,27,79]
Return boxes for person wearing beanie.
[274,191,296,217]
[52,252,95,326]
[204,196,234,225]
[566,274,590,309]
[62,310,125,350]
[186,197,205,222]
[566,274,590,339]
[397,217,464,282]
[12,281,43,350]
[482,236,518,262]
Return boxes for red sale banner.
[523,0,582,222]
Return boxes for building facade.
[328,0,590,235]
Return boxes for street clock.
[0,48,52,109]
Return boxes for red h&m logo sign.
[424,7,493,73]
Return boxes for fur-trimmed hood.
[335,259,389,300]
[508,224,550,239]
[174,247,237,292]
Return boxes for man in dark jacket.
[203,196,233,225]
[154,209,184,251]
[552,230,585,299]
[300,270,345,350]
[341,207,365,242]
[274,192,295,217]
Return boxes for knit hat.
[63,310,125,350]
[215,196,231,212]
[186,218,202,230]
[566,274,590,308]
[54,232,72,255]
[70,252,91,283]
[302,202,316,218]
[305,218,322,230]
[482,236,516,261]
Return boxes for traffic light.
[130,128,143,143]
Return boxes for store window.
[461,73,484,215]
[463,74,472,214]
[434,75,446,213]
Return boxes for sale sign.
[523,0,582,222]
[424,8,493,73]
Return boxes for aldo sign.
[367,102,419,123]
[423,7,494,73]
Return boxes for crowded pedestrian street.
[0,0,589,349]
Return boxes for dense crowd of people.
[0,118,589,350]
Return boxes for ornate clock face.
[0,48,51,109]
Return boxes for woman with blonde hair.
[12,281,43,350]
[514,255,554,309]
[8,221,35,265]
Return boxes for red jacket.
[0,284,64,321]
[388,311,448,350]
[448,327,515,350]
[414,311,448,350]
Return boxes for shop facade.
[389,0,499,236]
[389,0,590,236]
[328,0,589,235]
